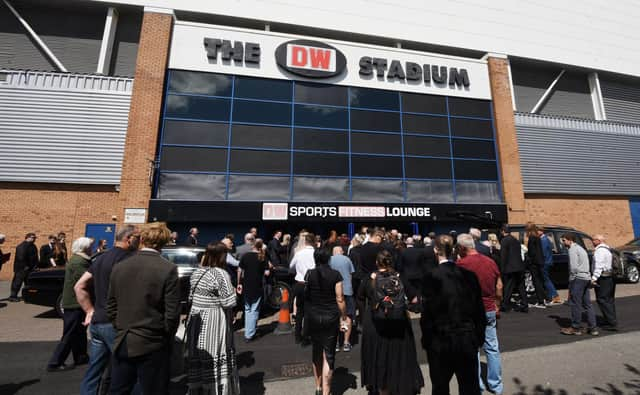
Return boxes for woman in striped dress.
[187,241,240,395]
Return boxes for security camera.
[111,215,118,221]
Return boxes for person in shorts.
[329,246,356,351]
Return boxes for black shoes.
[46,364,75,373]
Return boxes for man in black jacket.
[420,234,486,395]
[398,237,436,301]
[9,233,38,302]
[268,230,282,266]
[500,225,528,312]
[107,223,179,395]
[39,235,57,268]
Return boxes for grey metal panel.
[515,112,640,195]
[0,70,133,184]
[600,77,640,125]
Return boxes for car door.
[550,231,572,286]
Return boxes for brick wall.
[525,195,634,247]
[0,182,119,280]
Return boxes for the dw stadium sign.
[275,40,347,78]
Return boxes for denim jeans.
[479,311,503,394]
[568,279,596,329]
[81,323,116,395]
[542,264,559,299]
[244,296,261,340]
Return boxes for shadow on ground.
[0,379,40,395]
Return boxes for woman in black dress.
[358,250,424,395]
[305,249,347,395]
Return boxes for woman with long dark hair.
[186,242,239,395]
[237,239,270,342]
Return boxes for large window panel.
[295,83,347,106]
[402,93,446,114]
[166,95,230,121]
[234,76,291,101]
[227,175,290,200]
[349,87,399,110]
[163,121,229,146]
[403,135,450,157]
[351,179,403,202]
[402,113,449,136]
[160,147,227,172]
[233,100,291,125]
[157,173,226,200]
[351,155,403,178]
[351,132,401,155]
[294,128,348,152]
[295,105,348,129]
[406,180,454,202]
[447,97,492,118]
[454,159,498,180]
[168,71,232,96]
[229,149,290,174]
[231,124,291,149]
[293,177,349,201]
[293,152,349,176]
[455,182,501,203]
[351,110,400,132]
[452,139,496,160]
[405,157,452,179]
[450,118,494,139]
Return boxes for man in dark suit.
[420,234,486,395]
[107,222,180,395]
[500,225,528,312]
[39,235,57,268]
[9,233,39,302]
[397,236,435,301]
[268,230,282,266]
[185,227,198,246]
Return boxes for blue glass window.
[233,100,291,125]
[350,87,399,110]
[351,132,402,155]
[229,149,290,174]
[351,110,400,132]
[405,157,452,179]
[165,95,230,121]
[403,135,450,157]
[231,124,291,149]
[448,97,492,118]
[294,128,348,152]
[168,71,232,96]
[234,76,292,101]
[295,83,347,106]
[450,118,494,139]
[295,105,348,129]
[454,159,498,180]
[452,139,496,160]
[294,152,349,176]
[160,147,227,172]
[402,93,446,114]
[352,155,403,178]
[402,113,449,136]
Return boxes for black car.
[508,225,639,287]
[23,246,294,318]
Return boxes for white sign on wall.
[124,208,147,224]
[170,22,492,100]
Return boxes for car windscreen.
[161,249,203,268]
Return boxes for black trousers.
[502,271,527,310]
[426,346,480,395]
[528,264,547,304]
[10,269,30,298]
[293,282,306,340]
[48,308,88,367]
[109,338,170,395]
[595,276,617,327]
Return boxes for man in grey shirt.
[560,233,598,336]
[330,246,355,351]
[235,232,256,261]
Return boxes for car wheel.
[266,281,293,310]
[626,264,639,284]
[55,294,64,318]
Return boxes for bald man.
[592,234,618,330]
[329,246,355,351]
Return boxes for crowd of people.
[1,220,620,395]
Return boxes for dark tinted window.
[293,152,349,176]
[295,105,348,129]
[160,147,227,172]
[163,121,229,146]
[351,132,401,155]
[294,128,348,152]
[229,149,290,174]
[168,71,232,96]
[402,93,446,114]
[231,124,291,149]
[450,118,494,139]
[166,95,230,121]
[403,135,450,157]
[350,87,399,110]
[351,110,400,132]
[448,97,492,118]
[351,155,403,178]
[405,158,452,179]
[233,100,291,125]
[402,113,449,135]
[453,139,496,159]
[295,83,348,106]
[454,160,498,180]
[234,76,291,101]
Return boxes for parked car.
[508,225,639,287]
[23,245,294,318]
[617,237,640,259]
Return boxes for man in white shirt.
[289,233,316,343]
[592,234,618,330]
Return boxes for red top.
[457,253,500,312]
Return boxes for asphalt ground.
[1,281,639,394]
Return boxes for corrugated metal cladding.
[600,75,640,125]
[0,70,133,184]
[515,112,640,195]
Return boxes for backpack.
[371,271,407,321]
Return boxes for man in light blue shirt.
[330,246,355,352]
